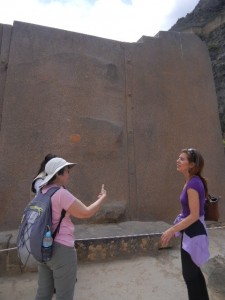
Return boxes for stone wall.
[0,21,225,230]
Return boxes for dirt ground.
[0,227,225,300]
[0,249,187,300]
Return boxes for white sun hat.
[40,157,76,187]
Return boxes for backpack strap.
[44,186,66,240]
[44,186,61,197]
[52,209,66,239]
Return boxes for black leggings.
[181,248,209,300]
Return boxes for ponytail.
[198,174,208,197]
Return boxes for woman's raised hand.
[98,184,107,199]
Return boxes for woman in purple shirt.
[160,148,210,300]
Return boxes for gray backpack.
[17,187,65,268]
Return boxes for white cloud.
[0,0,199,42]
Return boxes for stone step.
[0,221,177,276]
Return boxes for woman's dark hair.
[36,154,57,176]
[182,148,208,196]
[31,154,57,193]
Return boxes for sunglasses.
[187,148,196,162]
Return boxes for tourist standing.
[160,148,210,300]
[35,156,107,300]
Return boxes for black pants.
[181,248,209,300]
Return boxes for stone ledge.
[75,233,179,263]
[0,232,14,276]
[0,221,178,276]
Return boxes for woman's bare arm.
[160,188,199,247]
[67,186,107,219]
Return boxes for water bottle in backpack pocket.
[42,229,53,262]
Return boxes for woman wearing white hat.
[35,156,107,300]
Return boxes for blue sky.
[0,0,199,42]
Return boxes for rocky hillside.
[170,0,225,136]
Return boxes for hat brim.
[40,162,76,187]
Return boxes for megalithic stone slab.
[0,21,224,230]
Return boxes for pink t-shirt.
[42,184,77,247]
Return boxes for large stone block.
[0,21,225,230]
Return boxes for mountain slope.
[170,0,225,135]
